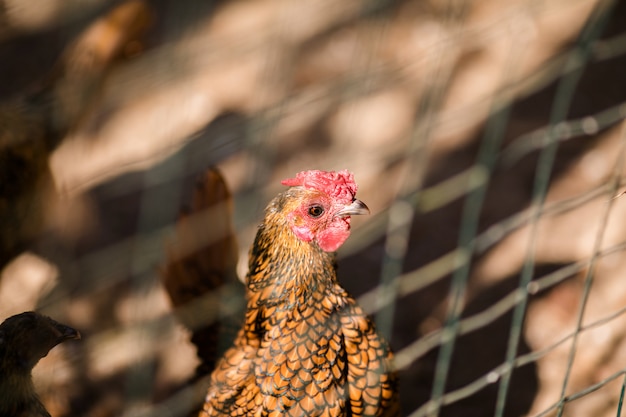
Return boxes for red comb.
[281,170,357,203]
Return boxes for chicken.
[0,0,151,270]
[201,169,398,417]
[163,168,242,379]
[0,311,81,417]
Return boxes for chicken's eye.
[308,205,324,218]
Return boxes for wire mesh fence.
[1,0,626,416]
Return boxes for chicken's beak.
[54,322,81,342]
[337,199,370,217]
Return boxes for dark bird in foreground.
[0,312,81,417]
[201,170,398,416]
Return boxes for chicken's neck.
[0,366,48,416]
[246,214,340,310]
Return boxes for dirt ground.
[1,0,626,416]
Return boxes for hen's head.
[280,169,369,252]
[0,312,81,371]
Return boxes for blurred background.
[1,0,626,416]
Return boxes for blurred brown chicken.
[161,167,245,416]
[0,0,151,270]
[162,168,243,377]
[0,311,80,417]
[201,169,398,417]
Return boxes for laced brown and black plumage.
[201,173,398,417]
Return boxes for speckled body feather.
[201,175,398,417]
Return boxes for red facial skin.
[281,170,364,252]
[286,195,353,252]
